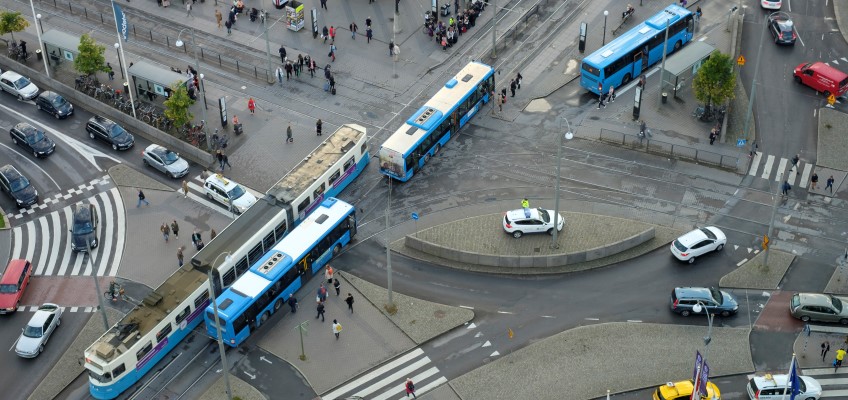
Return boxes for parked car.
[70,204,98,252]
[142,144,189,179]
[653,379,721,400]
[747,373,821,400]
[204,173,257,214]
[761,0,781,9]
[85,115,134,151]
[502,207,564,238]
[35,91,74,119]
[0,164,38,208]
[670,227,726,264]
[768,13,796,45]
[15,303,63,358]
[10,122,55,158]
[670,287,739,317]
[0,71,39,100]
[793,62,848,98]
[0,259,33,314]
[789,292,848,324]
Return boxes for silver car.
[142,144,189,179]
[15,303,62,358]
[0,71,39,100]
[790,292,848,324]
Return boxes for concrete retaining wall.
[404,227,655,268]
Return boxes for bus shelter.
[127,61,188,107]
[660,41,715,98]
[41,30,80,68]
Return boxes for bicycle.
[692,105,706,120]
[103,281,128,302]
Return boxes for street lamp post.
[742,14,769,141]
[602,10,609,46]
[29,0,50,78]
[208,253,234,400]
[691,301,714,366]
[551,117,573,249]
[175,29,211,151]
[113,43,124,79]
[87,240,110,332]
[200,73,207,110]
[35,13,43,34]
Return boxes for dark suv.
[10,122,55,158]
[70,204,98,252]
[85,116,134,151]
[35,91,74,119]
[0,165,38,208]
[670,286,738,317]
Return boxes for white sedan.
[15,303,62,358]
[670,226,726,264]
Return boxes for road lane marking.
[0,142,61,191]
[737,258,748,266]
[774,157,788,182]
[371,367,439,400]
[459,305,474,309]
[585,317,599,321]
[798,163,813,188]
[761,155,775,179]
[627,320,642,323]
[748,152,763,176]
[109,187,126,276]
[43,211,61,275]
[497,311,513,314]
[322,349,425,399]
[359,361,434,400]
[35,217,50,275]
[57,207,73,276]
[11,226,22,263]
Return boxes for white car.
[502,208,564,238]
[0,71,39,100]
[15,303,62,358]
[761,0,781,9]
[747,374,821,400]
[670,226,726,263]
[204,174,257,214]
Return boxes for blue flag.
[788,355,801,400]
[112,1,128,42]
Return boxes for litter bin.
[35,49,42,61]
[661,92,668,104]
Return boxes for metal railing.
[599,128,740,171]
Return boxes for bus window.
[405,153,415,171]
[313,183,326,199]
[343,158,355,171]
[233,314,247,334]
[328,170,341,186]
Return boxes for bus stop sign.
[737,55,745,66]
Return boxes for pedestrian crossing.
[748,153,814,188]
[803,368,848,398]
[9,186,125,277]
[7,175,113,220]
[321,348,448,400]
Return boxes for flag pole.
[111,0,136,119]
[781,353,796,400]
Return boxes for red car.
[0,259,32,314]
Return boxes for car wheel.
[720,310,731,317]
[681,310,691,317]
[33,150,38,158]
[687,257,696,264]
[206,192,213,200]
[512,231,523,238]
[673,41,681,52]
[622,73,631,84]
[274,298,283,311]
[800,315,810,322]
[89,132,95,140]
[333,244,342,255]
[715,244,724,252]
[38,344,44,354]
[17,94,23,101]
[112,143,118,151]
[142,159,149,167]
[11,137,17,145]
[54,112,60,120]
[841,318,848,325]
[56,317,61,327]
[36,104,41,111]
[794,76,802,84]
[435,144,442,154]
[259,311,269,325]
[547,228,554,236]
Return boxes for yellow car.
[653,380,722,400]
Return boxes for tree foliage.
[692,51,736,108]
[0,11,29,43]
[163,83,194,130]
[75,34,108,77]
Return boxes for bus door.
[633,51,644,79]
[297,254,314,276]
[348,214,357,237]
[641,45,649,72]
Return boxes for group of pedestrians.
[597,83,616,109]
[427,4,483,52]
[285,265,355,341]
[494,73,523,113]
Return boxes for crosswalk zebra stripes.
[8,175,112,220]
[322,348,448,400]
[9,187,125,277]
[748,153,814,188]
[803,368,848,398]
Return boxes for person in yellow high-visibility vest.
[521,198,529,209]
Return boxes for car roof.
[73,205,92,221]
[752,374,788,388]
[1,259,29,284]
[506,208,543,220]
[145,144,171,156]
[28,308,55,326]
[0,164,23,180]
[13,122,37,135]
[38,91,59,100]
[806,62,848,79]
[798,293,834,308]
[89,115,115,127]
[674,287,712,299]
[676,228,709,246]
[206,174,240,191]
[1,71,23,80]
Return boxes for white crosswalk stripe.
[9,187,125,277]
[802,368,848,398]
[321,348,447,400]
[748,154,816,189]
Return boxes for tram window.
[263,231,275,250]
[156,323,173,343]
[248,242,263,261]
[175,306,191,324]
[329,170,341,186]
[194,290,210,308]
[297,198,311,214]
[360,143,367,155]
[274,220,287,240]
[222,267,237,286]
[112,364,126,378]
[136,341,153,360]
[313,183,326,199]
[235,258,249,276]
[343,158,355,171]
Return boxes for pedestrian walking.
[278,45,287,64]
[811,172,819,190]
[333,278,341,296]
[287,123,293,143]
[607,85,616,102]
[215,9,223,28]
[216,150,224,170]
[749,141,759,158]
[597,91,606,109]
[329,26,336,41]
[186,2,193,17]
[320,0,327,10]
[225,20,232,35]
[107,63,115,81]
[276,66,284,86]
[497,92,503,113]
[516,72,523,89]
[181,180,189,198]
[221,153,232,171]
[317,283,328,302]
[288,294,298,313]
[709,128,717,145]
[389,41,394,56]
[791,154,800,171]
[405,378,417,398]
[332,319,342,339]
[345,293,354,313]
[191,229,203,250]
[171,220,180,239]
[316,119,323,136]
[161,223,171,243]
[509,79,516,97]
[316,301,325,322]
[137,189,149,207]
[350,22,358,39]
[781,180,791,196]
[827,175,835,193]
[325,265,334,283]
[823,340,831,362]
[322,26,329,43]
[309,57,316,78]
[366,27,373,43]
[211,229,217,240]
[248,97,256,115]
[285,62,293,80]
[836,348,846,372]
[177,246,184,267]
[328,43,336,62]
[366,16,372,28]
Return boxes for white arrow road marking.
[733,245,739,250]
[482,341,492,348]
[490,351,500,357]
[474,332,483,338]
[260,356,272,364]
[466,323,476,329]
[243,371,256,380]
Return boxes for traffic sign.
[763,235,770,249]
[737,55,746,66]
[736,139,747,147]
[411,212,419,220]
[828,94,837,105]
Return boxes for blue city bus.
[580,4,694,95]
[379,61,495,182]
[204,197,356,347]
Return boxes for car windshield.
[673,240,688,252]
[109,124,127,138]
[10,176,30,192]
[831,295,843,313]
[26,130,46,145]
[22,324,43,338]
[228,185,246,199]
[13,77,30,89]
[0,284,17,293]
[52,96,67,107]
[709,287,723,304]
[73,219,94,235]
[699,228,716,240]
[537,208,550,223]
[161,150,180,165]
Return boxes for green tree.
[0,11,29,43]
[692,51,736,110]
[74,34,108,77]
[164,83,194,130]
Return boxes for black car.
[768,13,796,45]
[0,165,38,208]
[10,122,55,158]
[85,116,134,150]
[70,204,98,252]
[35,91,74,119]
